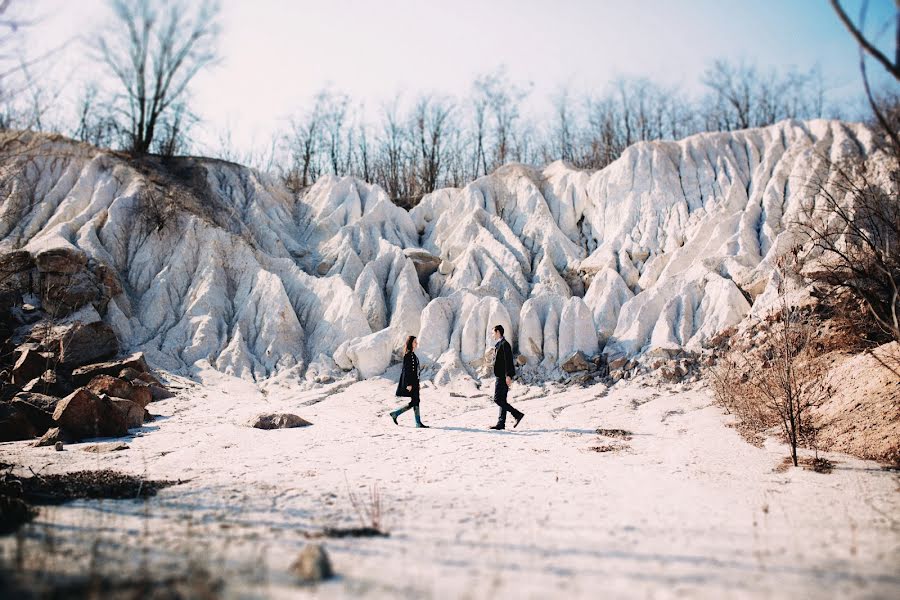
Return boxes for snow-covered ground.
[2,374,898,599]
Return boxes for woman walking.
[389,336,428,428]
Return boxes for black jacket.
[493,338,515,379]
[396,351,420,397]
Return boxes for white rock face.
[0,120,887,383]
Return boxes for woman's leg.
[389,399,414,424]
[410,390,428,428]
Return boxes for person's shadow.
[430,426,596,436]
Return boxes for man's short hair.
[493,324,504,336]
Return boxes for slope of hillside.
[0,120,887,383]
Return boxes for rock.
[57,321,119,367]
[32,426,76,447]
[71,353,150,386]
[34,247,88,274]
[82,441,129,453]
[86,375,152,408]
[11,349,51,386]
[149,385,175,401]
[22,370,74,398]
[137,371,163,385]
[516,354,527,366]
[54,441,63,451]
[11,392,59,432]
[247,413,312,430]
[561,351,592,373]
[0,250,35,276]
[0,250,35,293]
[39,270,101,316]
[607,355,628,370]
[118,367,143,382]
[290,544,334,582]
[52,388,127,439]
[109,397,144,429]
[402,249,442,287]
[0,402,38,441]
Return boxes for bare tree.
[830,0,900,152]
[551,87,576,163]
[801,156,900,345]
[712,257,826,467]
[95,0,220,155]
[412,95,454,194]
[473,68,531,170]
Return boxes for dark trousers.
[493,378,522,427]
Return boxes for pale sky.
[24,0,900,155]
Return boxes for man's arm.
[504,341,515,379]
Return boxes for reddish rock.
[0,402,38,441]
[11,349,51,386]
[11,392,59,432]
[108,397,144,429]
[21,370,74,398]
[86,375,152,408]
[34,247,88,274]
[40,270,101,316]
[71,353,149,386]
[149,385,175,401]
[32,426,77,447]
[57,321,119,367]
[52,388,127,439]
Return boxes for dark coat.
[396,351,420,397]
[493,338,516,379]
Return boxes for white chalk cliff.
[0,120,886,383]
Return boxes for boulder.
[403,249,442,288]
[52,388,127,439]
[108,397,144,429]
[86,375,152,408]
[11,392,59,432]
[607,354,628,370]
[39,270,101,316]
[290,544,334,582]
[71,353,150,386]
[11,349,51,386]
[57,321,119,367]
[135,371,163,386]
[0,402,38,441]
[34,247,87,274]
[561,351,593,373]
[118,367,143,382]
[0,250,35,293]
[32,426,77,447]
[22,370,75,398]
[82,442,129,453]
[247,413,312,430]
[149,384,175,401]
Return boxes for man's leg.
[492,378,509,429]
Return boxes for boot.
[389,405,410,425]
[414,406,429,428]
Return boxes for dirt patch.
[773,456,837,474]
[306,526,389,539]
[595,428,633,440]
[9,469,179,505]
[588,444,627,453]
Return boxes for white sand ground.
[1,371,898,599]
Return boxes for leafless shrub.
[344,476,385,534]
[710,256,829,466]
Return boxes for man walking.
[489,324,524,430]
